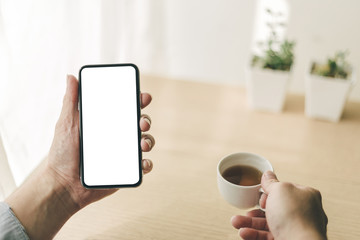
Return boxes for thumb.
[261,171,279,194]
[61,75,79,116]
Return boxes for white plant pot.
[246,68,290,113]
[305,73,355,122]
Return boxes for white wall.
[164,0,256,84]
[286,0,360,101]
[160,0,360,102]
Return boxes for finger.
[140,114,151,132]
[60,75,79,117]
[142,159,153,174]
[246,209,266,218]
[141,93,152,109]
[141,134,155,152]
[261,171,279,195]
[239,228,274,240]
[259,193,268,209]
[231,215,269,231]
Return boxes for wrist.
[44,164,82,215]
[5,161,80,239]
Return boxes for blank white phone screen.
[80,65,141,187]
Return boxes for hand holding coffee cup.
[217,152,273,209]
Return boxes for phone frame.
[78,63,142,189]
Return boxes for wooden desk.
[55,76,360,239]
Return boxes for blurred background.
[0,0,359,198]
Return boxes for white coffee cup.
[217,152,273,209]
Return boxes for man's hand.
[231,171,328,240]
[6,75,155,239]
[47,75,154,209]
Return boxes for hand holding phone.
[79,64,144,188]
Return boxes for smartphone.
[79,64,142,188]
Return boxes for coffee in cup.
[217,152,273,209]
[222,164,262,186]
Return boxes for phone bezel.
[78,63,142,189]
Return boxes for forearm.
[5,162,80,239]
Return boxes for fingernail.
[143,117,151,125]
[142,159,149,169]
[144,159,152,169]
[66,75,71,90]
[142,159,153,173]
[145,138,152,149]
[264,171,276,180]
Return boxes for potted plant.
[246,9,295,113]
[305,51,355,122]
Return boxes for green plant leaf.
[251,8,295,71]
[311,50,351,79]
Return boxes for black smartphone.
[79,64,142,188]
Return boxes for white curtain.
[0,0,258,198]
[0,0,165,195]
